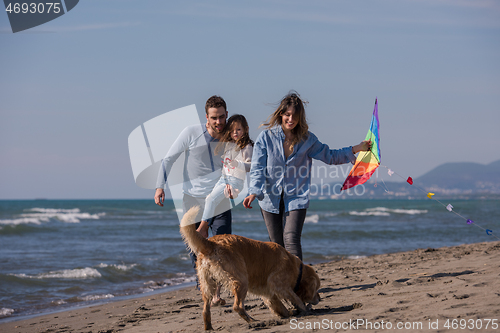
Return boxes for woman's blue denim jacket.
[248,126,356,214]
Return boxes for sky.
[1,0,499,199]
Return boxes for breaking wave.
[97,263,138,271]
[143,273,197,292]
[80,294,115,302]
[0,308,15,318]
[349,207,428,216]
[0,208,105,226]
[13,267,102,280]
[304,214,320,223]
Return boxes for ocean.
[1,198,498,321]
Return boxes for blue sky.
[1,0,499,199]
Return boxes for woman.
[243,91,371,260]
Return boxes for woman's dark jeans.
[260,196,307,261]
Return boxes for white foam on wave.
[350,210,390,216]
[349,207,428,216]
[0,217,46,226]
[80,294,114,301]
[0,308,15,318]
[304,214,319,223]
[167,273,197,285]
[143,273,197,291]
[53,299,67,305]
[97,263,137,271]
[347,255,367,260]
[13,267,102,280]
[29,208,81,213]
[0,208,105,226]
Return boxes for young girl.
[197,114,253,238]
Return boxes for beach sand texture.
[1,241,499,333]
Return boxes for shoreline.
[0,251,391,323]
[0,282,197,324]
[1,240,499,332]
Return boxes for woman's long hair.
[262,91,309,150]
[215,114,253,155]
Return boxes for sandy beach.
[2,241,499,333]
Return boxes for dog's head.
[295,264,321,306]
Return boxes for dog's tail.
[179,206,215,256]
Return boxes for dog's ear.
[295,265,316,303]
[295,265,320,302]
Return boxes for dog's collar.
[293,263,303,293]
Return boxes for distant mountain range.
[312,160,500,199]
[416,160,500,192]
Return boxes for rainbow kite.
[339,99,498,240]
[342,99,381,191]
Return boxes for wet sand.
[2,241,499,332]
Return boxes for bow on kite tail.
[341,99,381,191]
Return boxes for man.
[154,96,232,305]
[154,95,232,236]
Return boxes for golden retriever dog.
[180,207,321,330]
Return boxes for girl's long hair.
[262,90,309,150]
[215,114,253,155]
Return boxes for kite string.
[378,164,500,241]
[379,176,390,193]
[353,99,498,241]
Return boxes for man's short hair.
[205,95,227,114]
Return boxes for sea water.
[0,198,498,321]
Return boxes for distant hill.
[416,159,500,192]
[311,160,500,199]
